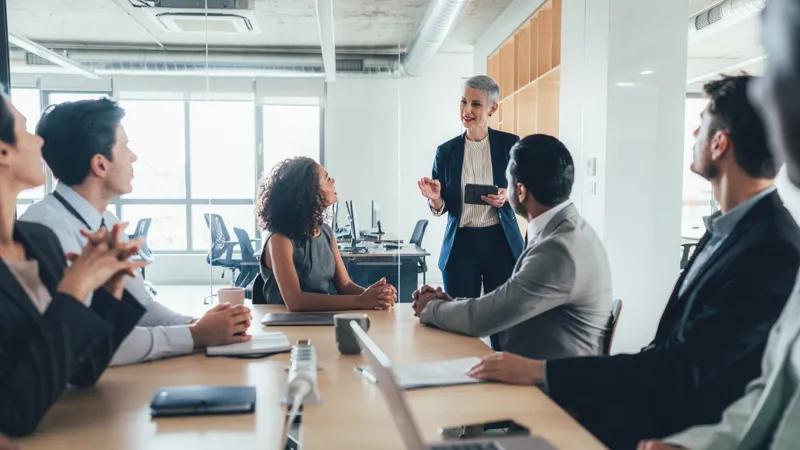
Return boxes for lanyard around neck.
[52,191,103,231]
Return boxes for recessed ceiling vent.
[140,0,260,34]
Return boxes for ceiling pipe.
[401,0,471,76]
[688,0,766,43]
[9,0,469,79]
[8,34,100,79]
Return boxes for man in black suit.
[466,74,800,449]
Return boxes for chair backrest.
[132,218,152,239]
[130,218,154,259]
[680,243,697,270]
[233,227,257,263]
[604,299,623,355]
[409,220,429,247]
[251,273,266,304]
[204,213,234,262]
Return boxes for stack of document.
[359,357,484,389]
[206,332,292,357]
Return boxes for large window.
[122,100,187,199]
[681,97,718,240]
[190,101,256,199]
[9,89,321,253]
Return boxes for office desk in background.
[338,244,429,302]
[17,304,605,450]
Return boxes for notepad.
[206,332,291,357]
[357,356,484,390]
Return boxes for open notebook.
[206,332,292,357]
[357,356,483,390]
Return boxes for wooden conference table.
[18,305,605,450]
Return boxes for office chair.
[603,299,624,355]
[410,219,429,284]
[680,242,698,271]
[232,227,260,289]
[129,218,156,296]
[203,213,242,286]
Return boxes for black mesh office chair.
[129,218,156,296]
[410,220,429,284]
[204,213,242,286]
[233,227,260,289]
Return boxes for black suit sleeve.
[544,241,799,415]
[0,293,112,437]
[69,290,145,388]
[431,145,449,214]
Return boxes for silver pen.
[355,366,377,384]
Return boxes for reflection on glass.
[190,101,255,199]
[263,104,320,178]
[121,205,187,251]
[121,100,186,199]
[681,98,716,239]
[190,205,257,252]
[10,88,45,199]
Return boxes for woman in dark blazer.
[0,88,147,437]
[418,75,524,297]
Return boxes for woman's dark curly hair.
[256,157,327,241]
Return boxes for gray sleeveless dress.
[260,223,336,305]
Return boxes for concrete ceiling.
[7,0,513,52]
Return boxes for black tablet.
[150,386,256,417]
[464,184,499,205]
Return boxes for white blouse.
[432,135,500,228]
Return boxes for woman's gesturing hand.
[418,177,442,201]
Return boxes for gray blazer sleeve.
[420,239,576,337]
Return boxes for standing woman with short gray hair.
[417,75,524,306]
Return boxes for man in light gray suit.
[412,134,612,360]
[641,1,800,449]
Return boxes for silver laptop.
[350,321,556,450]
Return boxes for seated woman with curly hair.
[257,157,397,311]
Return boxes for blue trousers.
[442,225,516,299]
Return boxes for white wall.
[326,53,473,288]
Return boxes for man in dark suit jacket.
[0,221,145,437]
[466,75,800,449]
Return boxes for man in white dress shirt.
[21,98,252,366]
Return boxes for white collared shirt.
[526,200,573,247]
[19,183,195,365]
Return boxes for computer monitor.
[371,201,384,235]
[331,202,339,232]
[371,201,379,229]
[347,200,358,249]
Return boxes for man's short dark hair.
[703,74,776,179]
[509,134,574,207]
[36,98,125,186]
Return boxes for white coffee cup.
[218,287,246,306]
